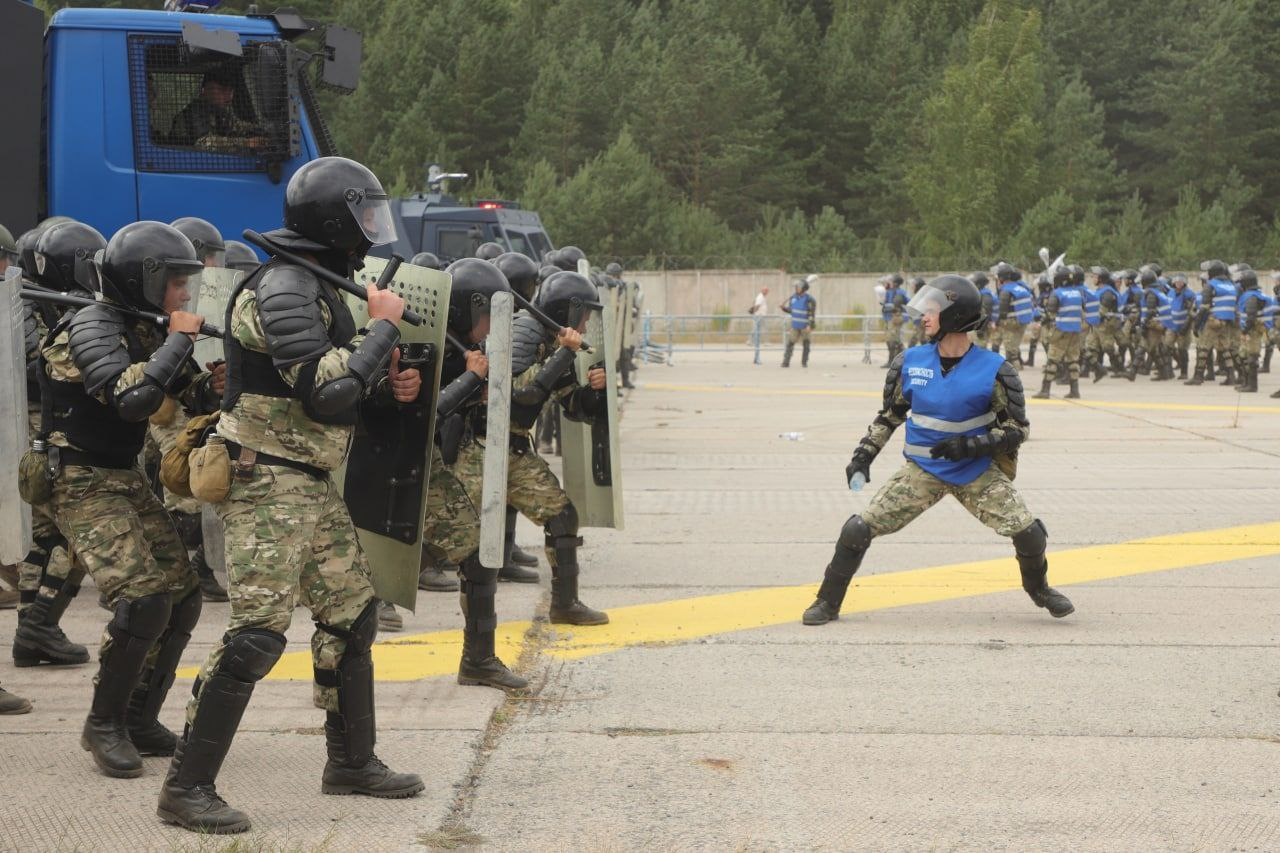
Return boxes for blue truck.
[0,0,553,262]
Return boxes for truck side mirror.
[320,25,361,93]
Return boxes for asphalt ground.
[2,345,1278,851]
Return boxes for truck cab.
[7,2,358,243]
[381,192,555,265]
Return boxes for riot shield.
[0,274,32,564]
[190,267,241,367]
[478,290,512,569]
[622,281,641,361]
[335,257,450,610]
[559,260,624,529]
[201,505,227,585]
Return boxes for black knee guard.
[818,515,872,610]
[544,503,582,579]
[133,587,203,721]
[315,601,379,766]
[1011,518,1048,591]
[92,592,172,716]
[179,627,287,787]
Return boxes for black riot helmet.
[410,251,442,270]
[1138,267,1156,287]
[605,262,623,278]
[495,251,540,301]
[100,221,204,312]
[474,241,504,261]
[535,271,603,331]
[1090,266,1112,285]
[444,258,510,340]
[906,275,985,340]
[283,156,396,256]
[1171,273,1188,289]
[17,223,58,276]
[1117,268,1137,285]
[909,275,926,293]
[993,261,1019,283]
[538,263,559,282]
[1238,269,1259,290]
[1147,262,1163,277]
[968,271,989,288]
[555,245,586,271]
[170,216,226,267]
[224,240,260,274]
[0,224,16,267]
[889,273,904,288]
[1052,265,1070,287]
[1068,264,1085,286]
[1204,259,1228,279]
[34,222,106,292]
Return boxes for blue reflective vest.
[881,287,904,322]
[1082,286,1100,326]
[1237,289,1264,330]
[1209,278,1237,321]
[785,293,815,329]
[1096,284,1121,320]
[900,344,1004,485]
[1169,289,1192,331]
[1124,287,1146,322]
[1154,290,1173,330]
[1263,294,1278,331]
[999,281,1033,324]
[1051,287,1084,333]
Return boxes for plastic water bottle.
[778,432,805,441]
[848,471,866,492]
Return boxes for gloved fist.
[844,451,872,486]
[929,435,991,461]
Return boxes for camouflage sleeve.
[989,362,1029,451]
[43,327,148,406]
[1042,293,1060,323]
[998,289,1013,315]
[229,290,364,391]
[854,354,908,461]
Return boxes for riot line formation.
[0,156,641,835]
[877,260,1277,399]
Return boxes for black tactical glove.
[845,449,873,485]
[929,434,997,461]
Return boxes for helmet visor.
[142,257,205,310]
[905,284,952,323]
[346,189,397,247]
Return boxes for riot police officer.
[410,251,444,271]
[880,274,907,364]
[780,278,817,368]
[802,275,1071,626]
[171,217,226,268]
[1235,270,1265,393]
[1139,268,1172,380]
[970,271,998,350]
[1165,274,1194,380]
[994,262,1032,369]
[1187,260,1237,386]
[1033,266,1084,399]
[159,157,424,833]
[223,240,260,275]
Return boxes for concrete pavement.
[2,348,1278,851]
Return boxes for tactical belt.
[58,447,138,471]
[222,439,327,481]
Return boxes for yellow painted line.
[177,521,1280,682]
[642,381,1280,415]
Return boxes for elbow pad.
[116,333,194,422]
[436,371,484,420]
[513,347,576,407]
[67,305,131,396]
[346,320,400,387]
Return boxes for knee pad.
[1012,518,1047,557]
[169,585,203,635]
[544,502,580,541]
[111,592,172,643]
[838,515,872,552]
[217,627,288,683]
[344,600,379,657]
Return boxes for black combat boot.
[128,589,201,756]
[457,555,527,690]
[1025,341,1036,367]
[418,547,459,592]
[803,517,870,625]
[1013,521,1074,618]
[158,627,285,833]
[1033,374,1053,399]
[1262,344,1273,374]
[497,507,538,583]
[1177,352,1188,380]
[1205,351,1216,380]
[13,583,89,666]
[546,519,609,626]
[801,338,811,367]
[1241,360,1258,393]
[510,544,538,568]
[1065,379,1081,399]
[0,682,31,715]
[1219,365,1236,386]
[322,713,424,798]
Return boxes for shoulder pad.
[995,361,1027,425]
[256,264,333,370]
[511,311,547,376]
[882,352,905,409]
[67,303,130,396]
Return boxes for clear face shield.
[345,188,397,247]
[905,284,952,324]
[141,256,205,311]
[196,242,227,269]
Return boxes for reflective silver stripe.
[903,444,934,458]
[908,411,995,433]
[1012,298,1032,308]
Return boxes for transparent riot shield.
[335,258,450,610]
[478,290,512,569]
[190,267,240,368]
[0,274,32,563]
[559,260,624,529]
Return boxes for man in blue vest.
[1138,268,1172,380]
[1026,274,1051,368]
[801,275,1073,626]
[880,274,908,365]
[1033,266,1085,399]
[780,278,817,368]
[971,272,998,350]
[1164,274,1194,381]
[1266,272,1280,377]
[1234,269,1265,393]
[994,262,1033,369]
[1186,259,1237,386]
[1076,265,1103,381]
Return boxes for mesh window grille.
[128,35,299,173]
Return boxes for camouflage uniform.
[862,460,1033,537]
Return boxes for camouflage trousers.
[1042,329,1084,382]
[1198,318,1238,370]
[1237,326,1265,359]
[1027,321,1042,345]
[783,327,812,366]
[188,465,374,720]
[149,402,202,515]
[1142,321,1166,365]
[48,463,195,667]
[1164,327,1191,359]
[18,408,77,614]
[997,320,1026,368]
[862,459,1034,539]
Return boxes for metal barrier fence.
[638,313,913,366]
